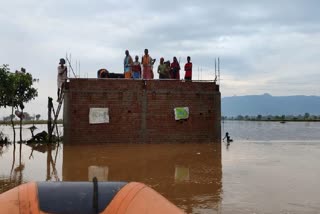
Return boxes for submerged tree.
[36,114,41,121]
[0,65,16,141]
[0,65,38,142]
[0,65,10,106]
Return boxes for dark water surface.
[1,121,320,213]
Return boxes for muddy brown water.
[1,121,320,213]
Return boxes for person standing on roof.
[132,56,142,79]
[57,58,68,102]
[142,49,155,79]
[184,56,192,81]
[158,57,169,79]
[124,50,133,79]
[170,56,180,80]
[165,60,171,79]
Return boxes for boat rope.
[92,177,99,214]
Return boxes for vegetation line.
[223,113,320,122]
[0,120,63,125]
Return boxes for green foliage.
[2,114,15,121]
[257,115,262,120]
[236,115,244,120]
[36,114,41,120]
[0,64,11,107]
[0,65,38,109]
[225,113,320,121]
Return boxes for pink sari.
[143,66,153,79]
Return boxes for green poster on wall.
[174,107,189,120]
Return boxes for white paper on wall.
[89,108,109,124]
[88,166,109,181]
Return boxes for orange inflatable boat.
[0,181,184,214]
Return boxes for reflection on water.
[222,140,320,213]
[0,143,61,192]
[63,143,222,213]
[0,130,221,213]
[2,121,320,213]
[221,121,320,214]
[222,120,320,141]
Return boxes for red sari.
[142,55,154,79]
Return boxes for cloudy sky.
[1,0,319,118]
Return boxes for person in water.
[223,132,233,142]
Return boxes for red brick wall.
[63,79,221,143]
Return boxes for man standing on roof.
[142,49,155,79]
[184,56,192,81]
[124,50,133,79]
[132,56,142,79]
[57,58,68,102]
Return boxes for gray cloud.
[1,0,320,118]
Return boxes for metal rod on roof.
[214,58,217,82]
[70,53,72,76]
[198,67,199,80]
[66,52,68,77]
[66,53,77,78]
[215,58,217,78]
[218,57,220,85]
[178,57,181,80]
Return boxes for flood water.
[1,121,320,213]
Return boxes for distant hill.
[222,93,320,117]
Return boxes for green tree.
[10,114,15,120]
[236,115,244,120]
[0,64,10,107]
[23,112,32,121]
[304,112,310,120]
[0,65,38,142]
[2,114,15,122]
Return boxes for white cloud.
[1,0,320,118]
